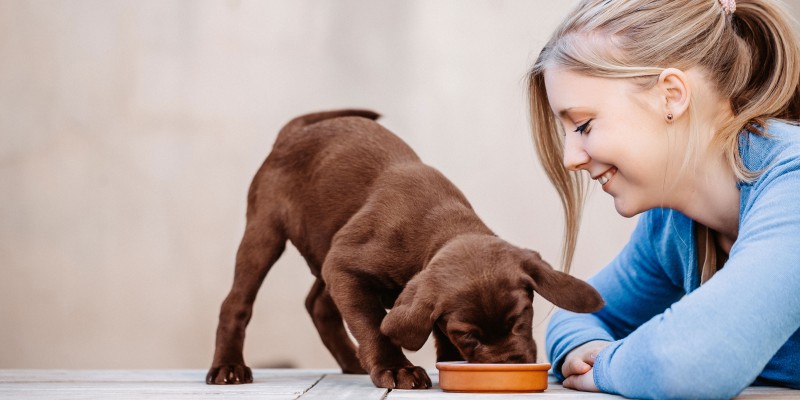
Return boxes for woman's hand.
[560,340,610,392]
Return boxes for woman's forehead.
[544,68,633,115]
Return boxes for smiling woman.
[544,67,740,223]
[527,0,800,399]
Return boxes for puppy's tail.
[278,109,381,137]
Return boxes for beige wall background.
[4,0,797,371]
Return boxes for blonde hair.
[528,0,800,273]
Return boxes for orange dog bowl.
[435,362,551,393]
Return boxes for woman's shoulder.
[764,119,800,151]
[738,119,800,229]
[740,119,800,173]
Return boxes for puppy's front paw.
[206,364,253,385]
[371,366,431,389]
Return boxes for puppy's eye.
[511,320,529,336]
[456,331,481,348]
[506,312,531,336]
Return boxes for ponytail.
[720,0,800,180]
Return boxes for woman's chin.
[613,199,641,218]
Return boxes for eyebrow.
[557,107,593,119]
[557,108,573,118]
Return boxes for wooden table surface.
[0,369,797,399]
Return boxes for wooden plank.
[387,374,623,399]
[298,374,387,399]
[0,369,330,383]
[0,370,797,399]
[0,383,300,399]
[0,369,327,400]
[734,386,800,400]
[383,373,800,400]
[388,389,620,399]
[298,373,388,400]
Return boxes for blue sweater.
[546,120,800,399]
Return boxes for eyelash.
[573,119,593,135]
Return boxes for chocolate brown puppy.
[207,110,604,389]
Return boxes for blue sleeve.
[592,165,800,399]
[546,211,686,380]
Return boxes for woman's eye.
[573,119,593,135]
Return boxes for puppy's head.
[380,235,603,363]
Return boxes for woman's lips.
[595,167,617,186]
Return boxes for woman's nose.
[563,133,590,171]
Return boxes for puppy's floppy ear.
[380,268,440,351]
[521,250,604,313]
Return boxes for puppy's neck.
[422,203,493,267]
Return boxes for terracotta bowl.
[435,361,551,393]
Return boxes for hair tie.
[718,0,736,15]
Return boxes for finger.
[584,341,611,365]
[582,349,599,365]
[562,358,591,377]
[563,370,599,392]
[587,346,604,364]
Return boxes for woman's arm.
[546,210,687,380]
[591,168,800,399]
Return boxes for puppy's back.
[276,109,381,141]
[250,110,422,262]
[267,109,420,190]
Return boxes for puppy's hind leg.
[305,279,366,374]
[207,219,286,385]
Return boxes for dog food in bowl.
[435,361,551,392]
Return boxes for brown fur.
[207,110,604,389]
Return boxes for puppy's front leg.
[323,256,431,389]
[304,278,365,374]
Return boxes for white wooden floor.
[0,369,797,399]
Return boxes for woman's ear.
[657,67,691,121]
